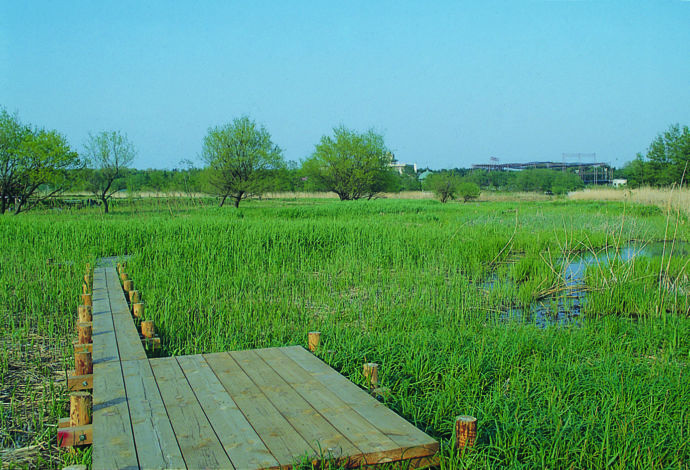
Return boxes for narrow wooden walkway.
[90,263,439,469]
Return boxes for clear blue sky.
[2,1,689,170]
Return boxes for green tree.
[201,116,284,208]
[426,171,461,203]
[0,109,80,214]
[303,126,393,200]
[83,131,136,214]
[0,109,29,214]
[457,181,481,202]
[645,124,690,186]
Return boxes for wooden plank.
[204,352,315,467]
[91,266,139,470]
[122,358,185,470]
[57,424,93,447]
[150,356,234,469]
[104,267,147,363]
[230,349,361,463]
[281,347,439,459]
[92,359,138,469]
[256,348,401,464]
[177,354,280,470]
[91,267,119,365]
[67,372,92,391]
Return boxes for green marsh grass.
[0,198,688,468]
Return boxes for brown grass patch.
[569,187,690,218]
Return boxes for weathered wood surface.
[91,266,138,470]
[89,261,438,469]
[122,358,185,469]
[177,354,280,469]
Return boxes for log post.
[141,320,155,339]
[120,272,129,282]
[308,331,321,352]
[123,279,133,292]
[363,362,379,389]
[455,416,477,451]
[77,322,92,345]
[82,283,89,295]
[75,351,93,376]
[132,302,144,318]
[83,273,90,285]
[129,290,140,303]
[69,392,92,427]
[77,305,92,323]
[116,262,122,274]
[81,293,92,307]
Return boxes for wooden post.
[81,293,92,307]
[455,416,477,451]
[83,273,90,285]
[116,262,122,273]
[132,302,144,318]
[308,331,321,352]
[69,392,92,427]
[120,272,129,282]
[141,320,155,339]
[363,362,379,389]
[82,283,89,295]
[123,279,133,292]
[77,305,92,323]
[129,290,140,303]
[75,351,93,376]
[77,322,92,345]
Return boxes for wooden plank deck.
[90,262,439,469]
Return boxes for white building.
[389,162,418,175]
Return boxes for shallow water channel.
[493,241,689,327]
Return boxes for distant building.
[471,161,612,185]
[418,170,433,181]
[612,179,627,187]
[389,162,418,175]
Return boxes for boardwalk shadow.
[93,396,127,411]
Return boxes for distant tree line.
[1,105,687,212]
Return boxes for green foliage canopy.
[426,172,481,202]
[0,108,80,214]
[511,169,584,195]
[621,124,689,187]
[426,171,460,203]
[201,116,284,208]
[83,130,136,213]
[303,126,393,200]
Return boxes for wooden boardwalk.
[89,263,439,469]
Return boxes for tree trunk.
[103,197,109,214]
[219,194,228,207]
[13,199,23,215]
[233,191,245,208]
[0,195,6,214]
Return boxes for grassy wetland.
[1,197,689,469]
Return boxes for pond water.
[495,241,689,327]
